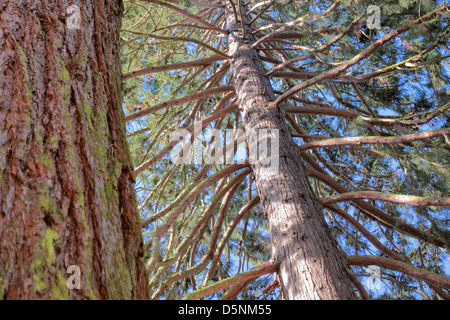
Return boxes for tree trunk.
[225,3,357,299]
[0,0,148,299]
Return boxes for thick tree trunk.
[225,3,357,299]
[0,0,148,299]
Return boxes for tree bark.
[224,2,357,299]
[0,0,148,299]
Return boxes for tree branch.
[123,55,224,80]
[322,191,450,207]
[306,168,448,248]
[125,85,234,122]
[274,4,450,106]
[134,102,236,177]
[203,196,260,286]
[347,256,450,289]
[144,33,231,59]
[144,0,227,33]
[326,205,405,261]
[298,129,450,151]
[182,260,280,300]
[251,0,341,49]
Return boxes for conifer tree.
[122,0,450,299]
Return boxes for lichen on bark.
[0,0,148,300]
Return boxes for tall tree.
[224,2,356,299]
[122,0,450,299]
[0,0,148,299]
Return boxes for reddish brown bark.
[0,0,148,299]
[225,3,357,299]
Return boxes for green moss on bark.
[31,228,69,298]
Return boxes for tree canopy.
[120,0,450,300]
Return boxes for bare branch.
[298,129,450,151]
[134,102,237,178]
[204,196,260,286]
[326,205,404,260]
[307,169,448,248]
[182,260,280,300]
[144,0,226,33]
[123,55,224,79]
[285,105,358,119]
[347,256,450,289]
[144,33,231,59]
[125,85,234,122]
[251,0,341,49]
[322,191,450,207]
[193,1,224,9]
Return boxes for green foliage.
[121,0,450,300]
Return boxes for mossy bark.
[0,0,148,299]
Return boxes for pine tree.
[122,0,450,299]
